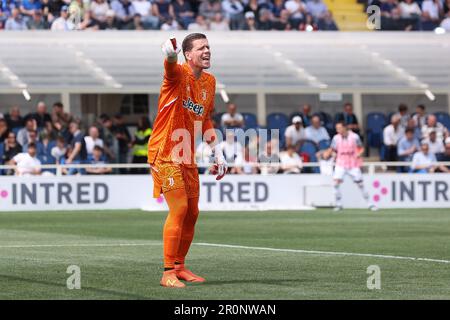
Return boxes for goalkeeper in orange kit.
[147,33,227,288]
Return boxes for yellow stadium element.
[323,0,370,31]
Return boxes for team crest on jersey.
[201,89,207,101]
[182,97,204,116]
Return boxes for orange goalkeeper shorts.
[150,161,199,199]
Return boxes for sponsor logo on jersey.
[182,97,204,116]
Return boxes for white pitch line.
[194,243,450,265]
[1,242,449,265]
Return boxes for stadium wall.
[1,174,450,211]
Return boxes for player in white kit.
[324,122,377,212]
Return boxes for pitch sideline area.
[0,209,449,299]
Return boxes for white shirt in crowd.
[423,138,445,155]
[84,136,104,155]
[304,126,330,144]
[195,141,213,166]
[411,151,437,170]
[51,17,74,31]
[218,140,244,165]
[383,124,404,146]
[441,17,450,31]
[284,124,306,146]
[399,1,421,18]
[421,123,448,141]
[13,152,41,176]
[280,151,303,174]
[132,0,152,17]
[284,0,306,19]
[221,112,244,128]
[422,0,440,20]
[210,20,230,31]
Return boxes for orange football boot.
[175,264,206,283]
[160,269,185,288]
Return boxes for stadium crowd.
[1,99,449,176]
[0,0,338,31]
[366,0,450,31]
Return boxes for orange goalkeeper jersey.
[147,60,216,168]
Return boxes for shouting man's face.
[185,38,211,70]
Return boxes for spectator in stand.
[37,130,57,170]
[299,13,318,31]
[198,0,223,21]
[4,106,23,132]
[301,103,313,127]
[422,0,442,30]
[195,139,212,173]
[111,0,136,29]
[405,118,421,141]
[153,0,174,25]
[161,14,180,29]
[100,115,118,162]
[242,145,258,174]
[1,131,22,174]
[259,139,281,175]
[399,0,422,30]
[51,136,67,164]
[304,115,330,144]
[397,127,420,171]
[222,0,245,30]
[173,0,194,29]
[284,0,307,29]
[317,10,337,30]
[51,102,73,131]
[423,130,445,159]
[221,103,244,129]
[257,8,272,30]
[84,125,104,158]
[440,137,450,162]
[17,118,37,147]
[132,0,159,29]
[131,116,152,174]
[280,145,303,174]
[9,142,41,176]
[272,8,292,30]
[335,102,360,135]
[0,119,8,144]
[422,114,449,141]
[380,0,401,30]
[218,130,244,174]
[410,142,448,173]
[65,121,88,175]
[51,5,73,30]
[41,0,63,24]
[22,130,43,155]
[27,9,49,29]
[243,10,257,30]
[90,0,110,27]
[306,0,328,24]
[383,114,403,162]
[24,101,52,129]
[271,0,284,19]
[412,104,427,128]
[244,0,262,24]
[112,114,131,168]
[86,146,112,175]
[395,103,410,130]
[5,7,28,30]
[102,9,120,29]
[284,116,305,149]
[209,12,230,30]
[188,14,208,30]
[19,0,42,21]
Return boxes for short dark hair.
[27,142,36,149]
[53,102,63,108]
[398,103,408,112]
[182,33,207,59]
[335,121,347,128]
[93,145,103,153]
[405,128,414,135]
[417,104,426,111]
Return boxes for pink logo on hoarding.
[0,189,8,199]
[372,180,388,202]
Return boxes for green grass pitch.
[0,209,449,300]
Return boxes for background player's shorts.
[333,166,363,182]
[150,161,199,199]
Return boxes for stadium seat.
[266,113,289,148]
[387,112,395,123]
[213,112,224,126]
[318,139,330,150]
[316,111,335,137]
[434,112,450,130]
[366,112,387,149]
[242,112,258,130]
[299,140,319,173]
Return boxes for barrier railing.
[1,161,450,176]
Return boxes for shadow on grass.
[0,273,152,300]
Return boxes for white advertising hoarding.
[0,174,449,211]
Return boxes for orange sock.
[163,189,189,269]
[175,197,199,265]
